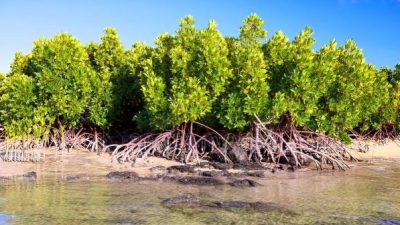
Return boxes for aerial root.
[0,128,105,162]
[239,115,354,170]
[0,139,46,162]
[0,120,356,169]
[62,128,105,153]
[105,122,232,164]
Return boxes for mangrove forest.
[0,14,399,169]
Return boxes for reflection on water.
[0,160,399,225]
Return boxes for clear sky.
[0,0,399,73]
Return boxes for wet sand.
[0,140,399,178]
[0,148,180,178]
[350,140,400,159]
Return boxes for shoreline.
[0,140,399,180]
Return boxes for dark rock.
[162,194,199,206]
[250,202,282,210]
[299,157,312,167]
[210,200,286,211]
[149,166,166,173]
[228,171,265,178]
[245,171,265,177]
[287,164,297,172]
[106,171,141,181]
[287,156,297,166]
[22,171,37,180]
[155,174,179,182]
[229,143,248,163]
[155,174,224,186]
[199,170,227,177]
[228,179,260,187]
[209,146,230,163]
[197,162,212,168]
[212,201,251,208]
[272,164,284,173]
[177,176,224,186]
[167,165,195,173]
[65,175,80,181]
[209,162,232,170]
[233,163,267,170]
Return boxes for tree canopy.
[0,14,399,144]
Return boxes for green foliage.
[0,14,400,144]
[218,14,269,129]
[87,28,145,128]
[28,33,94,128]
[137,15,231,129]
[9,52,31,75]
[0,73,40,139]
[373,64,400,128]
[313,40,390,141]
[1,33,106,139]
[264,27,318,126]
[86,28,123,128]
[263,32,392,141]
[87,28,126,72]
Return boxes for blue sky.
[0,0,399,72]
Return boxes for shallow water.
[0,160,400,225]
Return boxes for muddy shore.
[0,140,399,181]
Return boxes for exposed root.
[0,139,46,162]
[0,148,45,162]
[0,128,105,162]
[105,122,232,164]
[238,115,355,170]
[62,128,105,153]
[353,124,400,145]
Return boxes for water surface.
[0,160,399,225]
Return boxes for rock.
[22,171,37,180]
[106,171,141,181]
[155,174,178,182]
[272,164,284,173]
[177,176,224,186]
[233,163,267,170]
[64,175,80,181]
[209,146,230,162]
[211,201,251,208]
[299,157,312,167]
[228,179,260,187]
[229,143,248,163]
[228,171,265,178]
[210,201,286,211]
[162,194,199,206]
[250,202,282,210]
[167,165,195,173]
[155,174,224,186]
[197,162,213,168]
[287,164,297,172]
[209,162,232,170]
[199,170,226,177]
[245,171,265,177]
[149,166,167,173]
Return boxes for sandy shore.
[0,140,399,178]
[0,148,180,178]
[350,140,400,160]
